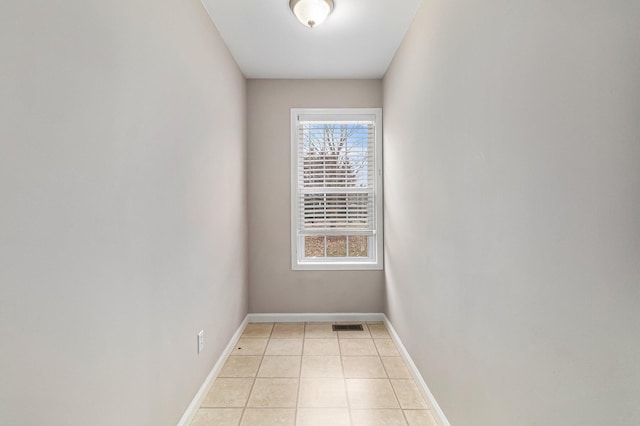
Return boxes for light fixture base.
[289,0,334,29]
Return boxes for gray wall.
[383,1,640,425]
[0,1,247,425]
[247,79,384,313]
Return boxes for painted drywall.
[383,1,640,425]
[247,80,385,313]
[0,1,247,425]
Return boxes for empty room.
[1,0,639,425]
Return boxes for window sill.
[292,261,383,271]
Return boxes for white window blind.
[296,120,375,236]
[291,109,383,270]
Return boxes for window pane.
[348,236,368,257]
[326,236,347,257]
[305,236,325,257]
[292,109,382,270]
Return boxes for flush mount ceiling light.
[289,0,334,28]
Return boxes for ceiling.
[201,0,423,79]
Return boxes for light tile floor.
[191,322,438,426]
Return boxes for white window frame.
[290,108,383,271]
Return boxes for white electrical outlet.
[197,330,204,354]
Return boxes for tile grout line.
[238,323,274,426]
[294,322,306,425]
[390,378,412,426]
[336,323,353,426]
[373,322,417,424]
[369,322,408,425]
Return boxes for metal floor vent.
[332,324,364,331]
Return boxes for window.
[291,108,383,270]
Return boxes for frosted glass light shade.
[289,0,334,28]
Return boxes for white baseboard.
[177,316,248,426]
[247,312,385,323]
[383,315,451,426]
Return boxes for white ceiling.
[201,0,423,79]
